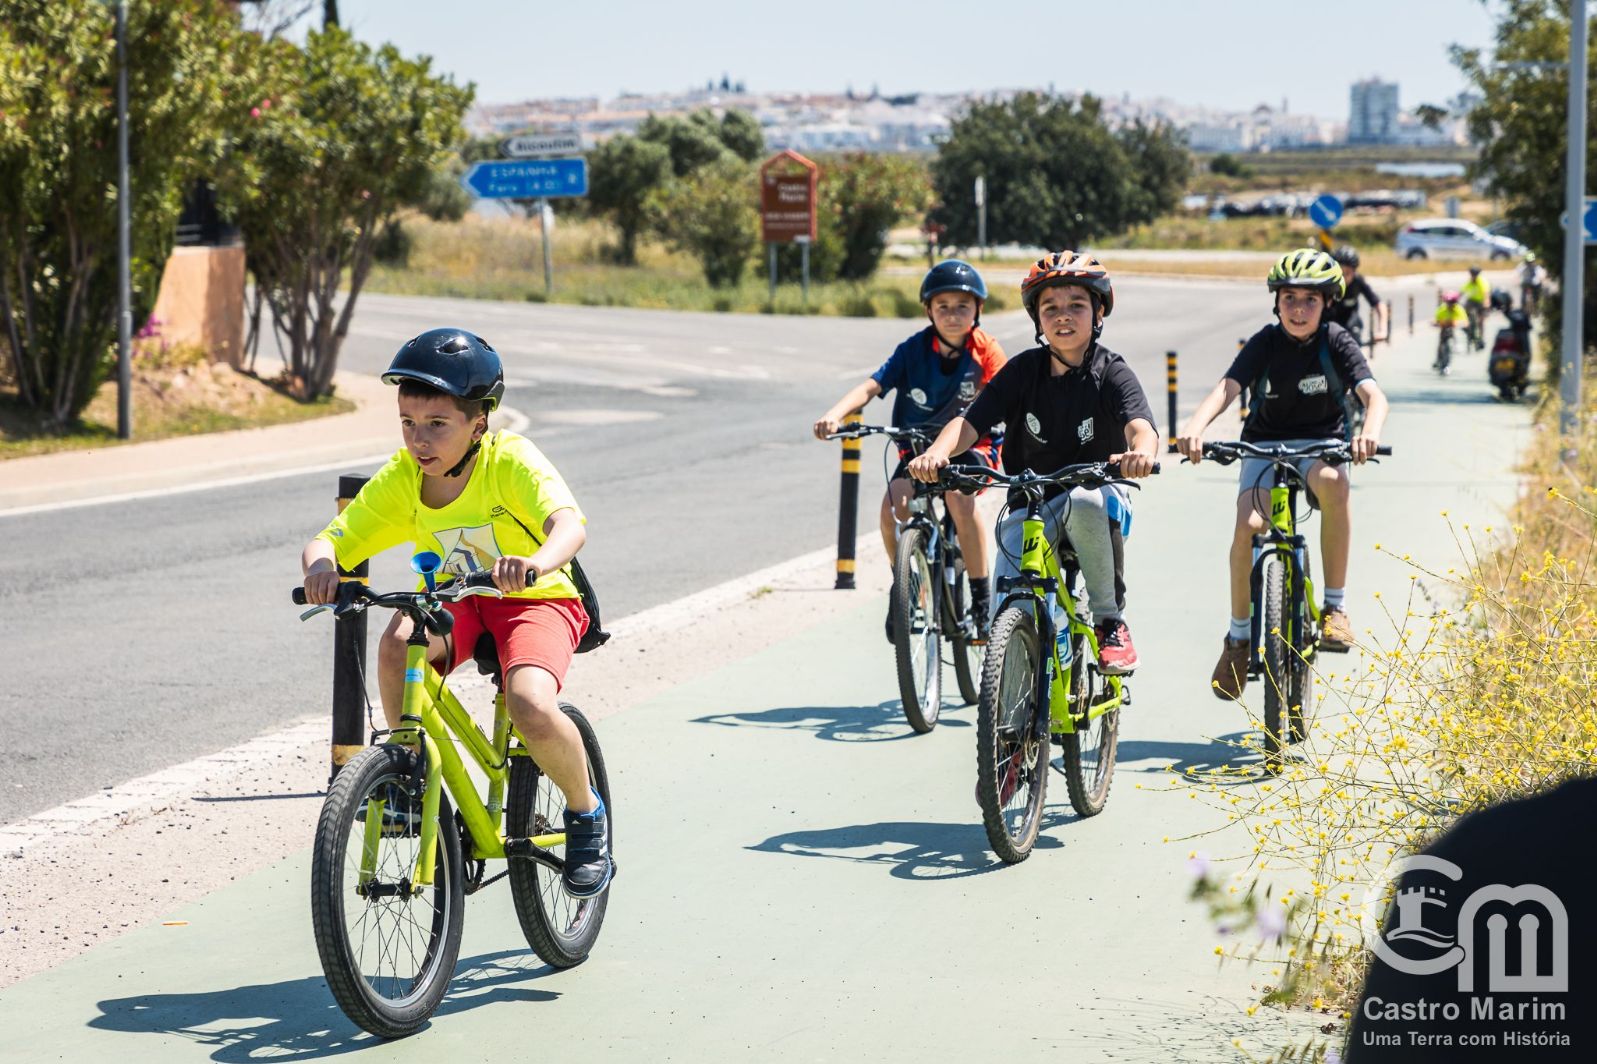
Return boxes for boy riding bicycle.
[1433,291,1467,372]
[1461,265,1490,350]
[1325,245,1386,347]
[1176,249,1389,699]
[909,251,1159,675]
[299,327,612,897]
[813,259,1006,637]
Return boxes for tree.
[779,153,930,282]
[931,93,1174,250]
[0,0,246,426]
[214,28,471,400]
[1117,119,1193,226]
[716,109,766,163]
[1453,0,1597,350]
[1413,103,1450,131]
[586,135,672,264]
[656,159,759,287]
[639,112,735,177]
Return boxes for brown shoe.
[1320,607,1354,652]
[1211,637,1250,700]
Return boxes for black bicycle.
[828,424,985,731]
[1195,440,1390,772]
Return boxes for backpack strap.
[1318,332,1353,443]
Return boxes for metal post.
[115,0,132,440]
[800,237,811,307]
[835,412,861,589]
[975,174,987,261]
[331,473,370,780]
[1408,294,1415,335]
[538,198,553,296]
[1561,3,1588,463]
[768,242,777,303]
[1165,350,1178,450]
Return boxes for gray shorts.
[1237,438,1346,508]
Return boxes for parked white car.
[1394,218,1526,261]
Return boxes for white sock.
[1228,617,1250,641]
[1324,587,1346,612]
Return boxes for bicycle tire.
[976,605,1049,863]
[892,527,942,733]
[311,744,465,1039]
[1061,633,1119,817]
[1287,553,1314,745]
[947,550,982,706]
[507,702,612,967]
[1260,557,1289,772]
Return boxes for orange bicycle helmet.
[1021,250,1114,341]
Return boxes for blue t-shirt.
[870,326,1005,439]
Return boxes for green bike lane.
[0,332,1530,1062]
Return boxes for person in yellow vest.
[1460,265,1490,351]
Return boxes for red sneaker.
[1095,618,1139,675]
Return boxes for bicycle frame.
[365,629,565,893]
[993,495,1125,737]
[1245,469,1319,677]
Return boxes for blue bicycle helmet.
[919,259,988,304]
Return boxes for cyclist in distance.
[1325,245,1386,346]
[813,259,1006,638]
[909,251,1159,675]
[1461,264,1490,350]
[298,328,612,897]
[1175,249,1390,698]
[1433,290,1467,372]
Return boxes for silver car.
[1394,218,1526,261]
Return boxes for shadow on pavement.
[87,949,557,1060]
[749,814,1072,880]
[691,700,971,742]
[1116,732,1264,780]
[1381,384,1501,406]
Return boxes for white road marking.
[0,534,874,857]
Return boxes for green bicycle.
[1197,440,1390,772]
[293,553,611,1038]
[942,462,1154,863]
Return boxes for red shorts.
[442,596,588,690]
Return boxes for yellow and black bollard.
[1408,294,1415,336]
[835,412,861,589]
[330,473,370,780]
[1165,350,1178,450]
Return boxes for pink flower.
[261,98,272,109]
[250,107,261,118]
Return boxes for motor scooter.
[1488,308,1532,401]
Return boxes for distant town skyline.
[288,0,1499,122]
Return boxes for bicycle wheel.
[892,526,942,732]
[1260,557,1290,771]
[507,702,612,967]
[946,550,982,706]
[976,605,1049,863]
[1061,633,1120,817]
[1287,555,1315,745]
[311,744,464,1039]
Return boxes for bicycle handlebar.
[824,424,934,444]
[937,459,1160,495]
[291,569,537,611]
[1193,440,1392,467]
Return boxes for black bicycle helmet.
[920,259,988,304]
[1332,244,1361,270]
[383,328,505,413]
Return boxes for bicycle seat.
[472,632,504,685]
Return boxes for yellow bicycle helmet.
[1266,248,1345,301]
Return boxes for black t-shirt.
[964,343,1156,478]
[1325,274,1380,329]
[1225,323,1373,443]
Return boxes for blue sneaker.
[562,804,613,897]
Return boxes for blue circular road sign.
[1308,194,1345,230]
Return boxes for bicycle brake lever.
[298,605,333,622]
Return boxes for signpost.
[1309,193,1343,251]
[974,175,987,260]
[460,157,590,296]
[500,132,583,159]
[760,150,819,305]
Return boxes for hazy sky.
[294,0,1502,119]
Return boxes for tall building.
[1349,78,1400,144]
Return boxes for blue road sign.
[1308,194,1344,230]
[1584,197,1597,244]
[461,158,588,199]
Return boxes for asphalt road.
[1,276,1421,822]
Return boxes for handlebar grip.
[1151,461,1162,475]
[1375,445,1393,456]
[292,588,307,605]
[461,569,538,589]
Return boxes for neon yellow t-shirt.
[1461,277,1489,305]
[1435,303,1468,326]
[317,430,585,600]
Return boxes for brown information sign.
[760,150,819,243]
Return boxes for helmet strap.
[444,435,482,478]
